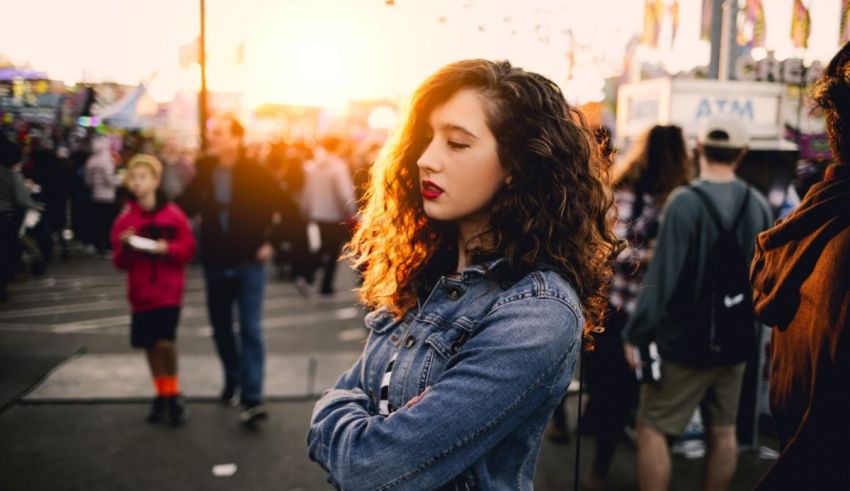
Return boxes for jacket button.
[450,342,461,354]
[447,287,462,300]
[404,335,416,348]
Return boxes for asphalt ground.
[0,255,779,490]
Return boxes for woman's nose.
[416,139,440,173]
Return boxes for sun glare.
[240,1,379,109]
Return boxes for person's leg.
[204,269,240,398]
[636,422,671,491]
[701,362,746,491]
[703,425,737,491]
[635,361,714,491]
[318,222,346,295]
[0,214,16,300]
[155,340,178,376]
[93,202,109,252]
[236,262,267,408]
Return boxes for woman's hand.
[404,386,432,410]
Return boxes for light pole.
[199,0,208,152]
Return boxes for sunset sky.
[2,0,847,108]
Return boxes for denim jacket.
[307,258,583,490]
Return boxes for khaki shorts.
[637,360,746,437]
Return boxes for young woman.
[307,59,619,490]
[583,124,692,488]
[111,154,196,425]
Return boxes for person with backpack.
[622,116,772,491]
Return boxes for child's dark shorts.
[131,307,181,349]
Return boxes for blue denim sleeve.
[307,296,581,491]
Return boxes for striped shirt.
[379,352,399,416]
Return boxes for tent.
[0,68,48,81]
[94,84,158,128]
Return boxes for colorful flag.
[736,0,766,49]
[700,0,713,41]
[791,0,811,48]
[841,0,850,44]
[179,37,199,69]
[642,0,663,48]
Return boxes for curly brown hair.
[812,41,850,165]
[347,59,621,338]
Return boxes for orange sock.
[154,376,180,396]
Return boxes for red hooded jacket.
[750,164,850,490]
[110,200,196,313]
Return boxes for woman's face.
[416,89,508,231]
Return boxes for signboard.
[617,79,788,147]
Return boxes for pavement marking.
[44,300,360,334]
[0,284,356,321]
[24,351,361,401]
[0,305,363,335]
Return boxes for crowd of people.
[2,42,849,490]
[0,118,375,302]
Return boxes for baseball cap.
[697,116,749,149]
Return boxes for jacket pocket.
[421,317,477,388]
[424,316,476,359]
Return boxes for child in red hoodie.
[111,154,196,425]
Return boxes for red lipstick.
[421,180,444,200]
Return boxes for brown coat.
[750,164,850,490]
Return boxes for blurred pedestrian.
[582,125,692,489]
[110,154,196,425]
[750,41,850,490]
[0,137,28,301]
[85,136,118,255]
[299,135,357,296]
[622,117,772,491]
[179,115,290,424]
[307,59,619,489]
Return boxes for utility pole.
[708,0,736,80]
[199,0,208,152]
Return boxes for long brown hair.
[347,59,620,337]
[612,124,692,205]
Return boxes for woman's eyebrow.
[438,123,478,140]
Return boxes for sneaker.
[239,402,268,424]
[219,383,239,407]
[293,276,313,298]
[167,395,190,425]
[147,396,168,424]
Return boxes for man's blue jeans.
[204,262,266,404]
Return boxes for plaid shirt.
[609,189,661,314]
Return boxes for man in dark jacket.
[179,116,290,424]
[751,42,850,490]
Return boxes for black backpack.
[667,185,757,367]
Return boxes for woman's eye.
[447,141,469,150]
